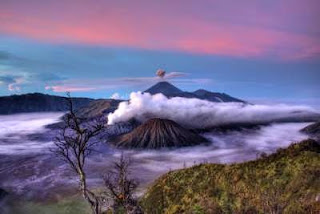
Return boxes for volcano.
[112,118,208,149]
[144,81,245,103]
[144,81,183,96]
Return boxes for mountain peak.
[144,81,183,96]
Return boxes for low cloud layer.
[0,112,311,201]
[0,113,64,155]
[108,92,319,128]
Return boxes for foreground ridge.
[142,139,320,213]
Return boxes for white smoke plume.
[108,92,319,128]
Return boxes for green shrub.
[142,139,320,214]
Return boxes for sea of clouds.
[0,112,312,200]
[108,92,319,128]
[0,113,64,155]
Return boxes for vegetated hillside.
[0,93,93,114]
[142,139,320,214]
[113,118,208,149]
[75,99,122,119]
[144,81,245,103]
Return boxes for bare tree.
[104,154,143,213]
[53,93,105,214]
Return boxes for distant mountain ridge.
[0,82,245,115]
[144,81,245,103]
[0,93,93,115]
[301,121,320,140]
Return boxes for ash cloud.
[108,92,319,128]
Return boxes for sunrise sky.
[0,0,319,104]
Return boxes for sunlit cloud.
[8,77,24,91]
[44,85,96,92]
[0,67,62,93]
[110,92,122,99]
[0,68,27,92]
[1,0,319,60]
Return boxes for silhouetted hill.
[1,82,245,115]
[112,118,208,149]
[142,139,320,213]
[301,121,320,140]
[0,93,93,114]
[144,81,245,103]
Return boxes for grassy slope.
[142,139,320,214]
[3,195,90,214]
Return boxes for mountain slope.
[0,93,93,114]
[193,89,245,103]
[301,121,320,140]
[142,139,320,213]
[144,81,245,103]
[144,81,183,96]
[75,99,122,119]
[112,118,207,149]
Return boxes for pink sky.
[1,0,319,60]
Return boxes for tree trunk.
[79,171,101,214]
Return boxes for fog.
[0,112,312,201]
[121,122,310,171]
[108,92,319,128]
[0,113,64,155]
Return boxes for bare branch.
[52,92,105,214]
[103,154,142,213]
